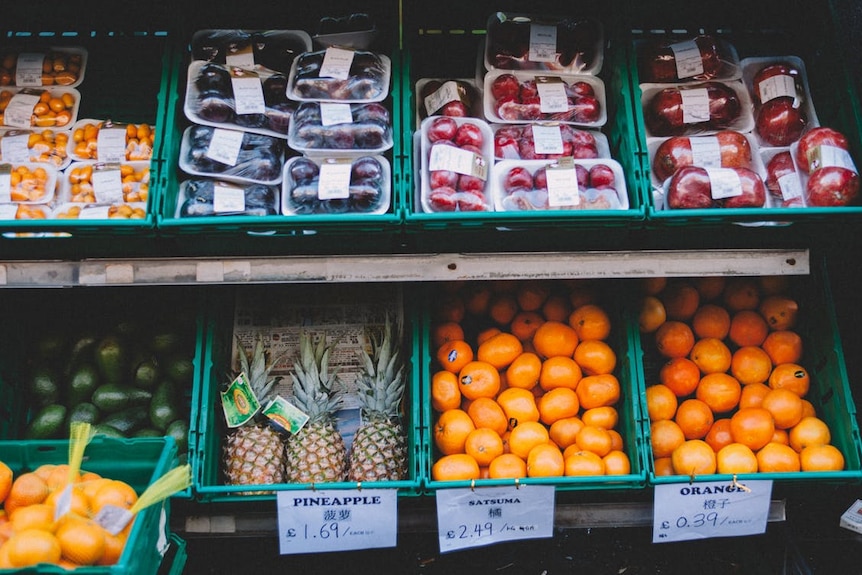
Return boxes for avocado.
[91,383,133,413]
[27,365,60,407]
[133,428,163,438]
[64,333,99,376]
[149,380,181,432]
[128,387,153,407]
[101,407,149,435]
[91,423,126,439]
[25,404,67,439]
[67,363,100,406]
[66,402,101,427]
[133,357,161,390]
[165,419,190,454]
[94,335,128,384]
[150,331,185,356]
[164,356,195,386]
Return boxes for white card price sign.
[277,489,397,554]
[435,485,555,553]
[652,479,772,543]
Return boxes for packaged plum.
[492,123,609,161]
[0,47,87,87]
[288,101,392,154]
[184,61,296,138]
[636,35,740,83]
[177,178,280,217]
[641,80,753,138]
[190,30,311,74]
[287,48,390,103]
[281,155,390,215]
[178,124,285,185]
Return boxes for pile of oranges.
[429,280,631,482]
[640,275,845,477]
[0,460,138,569]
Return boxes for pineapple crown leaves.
[289,332,344,422]
[356,315,406,417]
[233,333,284,401]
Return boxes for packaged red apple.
[190,30,311,75]
[0,128,69,169]
[184,61,295,138]
[763,149,805,207]
[0,46,87,87]
[742,56,818,148]
[641,81,753,138]
[492,123,609,160]
[177,178,280,217]
[415,78,482,121]
[483,13,604,75]
[0,161,57,203]
[484,70,605,127]
[59,161,150,204]
[281,155,390,215]
[178,124,285,186]
[636,35,740,83]
[288,101,392,155]
[287,48,390,103]
[662,165,767,209]
[419,116,493,212]
[792,127,860,207]
[649,130,756,185]
[492,158,628,211]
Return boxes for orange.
[505,352,542,390]
[728,310,769,347]
[548,417,584,450]
[5,529,62,567]
[660,281,700,321]
[488,294,519,326]
[477,327,502,345]
[608,429,624,451]
[689,337,732,375]
[508,421,550,459]
[464,428,505,467]
[510,311,544,342]
[432,322,465,349]
[761,330,803,365]
[716,443,758,474]
[576,374,620,409]
[432,454,481,481]
[645,384,678,421]
[730,346,773,385]
[761,388,804,430]
[756,442,800,473]
[800,399,816,419]
[488,453,528,479]
[788,417,831,453]
[436,340,474,374]
[691,303,731,340]
[758,275,791,295]
[695,373,741,414]
[704,418,734,453]
[640,277,667,295]
[4,473,49,516]
[575,425,613,457]
[532,321,578,359]
[654,321,695,359]
[738,382,771,409]
[0,461,10,505]
[458,361,501,400]
[539,356,582,391]
[467,397,509,436]
[768,363,810,397]
[516,281,550,312]
[9,504,55,533]
[477,332,523,370]
[95,521,131,567]
[675,398,714,440]
[56,518,106,566]
[659,357,700,397]
[89,480,138,515]
[568,304,611,341]
[496,387,540,428]
[671,439,717,476]
[563,450,605,476]
[567,283,598,308]
[692,276,726,301]
[581,406,618,430]
[799,445,845,472]
[772,428,790,445]
[537,387,579,425]
[44,464,81,492]
[758,296,799,331]
[573,339,616,376]
[526,443,564,477]
[431,370,462,412]
[722,277,761,311]
[603,450,631,475]
[653,457,675,477]
[542,295,572,322]
[650,420,685,459]
[730,407,775,451]
[435,294,466,323]
[45,486,89,518]
[434,409,476,455]
[638,296,667,334]
[462,285,492,316]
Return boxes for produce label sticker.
[5,92,40,129]
[429,144,488,179]
[320,47,355,81]
[0,133,31,163]
[79,205,110,219]
[320,103,354,127]
[529,24,558,62]
[436,485,555,553]
[808,145,857,173]
[15,53,45,86]
[839,499,862,535]
[424,81,462,117]
[546,157,580,207]
[318,158,352,200]
[706,167,743,199]
[777,172,804,201]
[758,74,798,104]
[213,183,246,213]
[689,136,722,167]
[0,204,16,218]
[53,485,73,520]
[206,128,244,166]
[221,372,261,428]
[680,88,711,124]
[97,126,127,162]
[262,395,309,435]
[653,479,772,543]
[277,489,398,554]
[92,163,124,204]
[536,76,568,114]
[670,39,704,79]
[230,68,266,115]
[94,504,134,535]
[225,45,255,70]
[532,124,564,155]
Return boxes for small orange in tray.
[505,352,542,390]
[581,406,618,430]
[659,357,701,397]
[549,417,584,450]
[434,409,475,455]
[758,295,799,331]
[9,504,54,533]
[730,407,775,451]
[640,277,667,296]
[692,277,726,301]
[477,327,502,345]
[722,277,761,312]
[488,453,527,479]
[768,363,810,397]
[756,442,800,473]
[537,387,579,425]
[689,337,732,375]
[488,294,519,326]
[761,330,803,365]
[761,388,804,430]
[431,370,462,412]
[4,528,62,568]
[432,321,465,348]
[458,361,501,400]
[704,418,734,453]
[730,346,773,385]
[563,450,605,476]
[675,399,714,440]
[477,331,522,370]
[738,382,771,409]
[465,428,505,467]
[646,384,678,422]
[650,420,686,458]
[573,339,616,376]
[55,517,107,566]
[788,416,831,453]
[575,425,613,457]
[603,450,631,475]
[691,303,731,340]
[4,473,49,516]
[576,374,620,410]
[671,439,717,476]
[467,397,508,436]
[539,356,582,391]
[532,321,579,359]
[526,443,564,477]
[462,284,492,316]
[799,445,845,472]
[655,321,695,359]
[516,281,550,312]
[432,454,481,481]
[568,304,611,341]
[510,311,544,342]
[542,295,572,322]
[436,340,473,374]
[0,461,10,505]
[89,480,138,515]
[508,421,550,459]
[435,294,465,323]
[653,457,675,477]
[716,443,758,474]
[496,387,540,428]
[660,281,700,321]
[695,373,741,414]
[728,310,769,347]
[638,296,667,334]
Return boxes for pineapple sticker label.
[221,372,261,428]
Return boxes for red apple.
[666,166,717,209]
[766,151,804,207]
[503,167,533,193]
[756,98,806,146]
[533,167,548,190]
[454,122,484,148]
[806,166,860,206]
[491,74,520,101]
[589,164,616,189]
[796,127,850,172]
[428,186,457,211]
[721,168,766,208]
[752,63,801,104]
[426,116,458,142]
[429,170,459,189]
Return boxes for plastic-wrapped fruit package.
[416,79,481,120]
[745,59,812,147]
[794,127,860,207]
[650,131,754,184]
[179,124,285,185]
[0,47,87,87]
[289,101,392,153]
[665,166,766,209]
[178,178,280,217]
[765,151,805,207]
[191,29,311,74]
[288,49,390,102]
[643,81,752,138]
[485,71,604,126]
[637,35,740,83]
[493,124,605,160]
[282,155,390,215]
[0,128,69,168]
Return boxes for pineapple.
[285,333,348,483]
[222,334,286,490]
[348,316,408,482]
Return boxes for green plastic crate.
[625,0,862,225]
[157,534,188,575]
[422,281,648,492]
[192,284,423,502]
[0,435,178,575]
[631,262,862,486]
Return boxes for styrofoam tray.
[178,125,285,186]
[0,128,71,170]
[0,46,88,88]
[176,178,281,218]
[0,161,58,204]
[190,29,311,75]
[59,160,151,204]
[491,123,610,160]
[281,155,390,216]
[634,36,741,84]
[0,86,80,130]
[288,101,393,156]
[52,201,147,220]
[639,80,754,138]
[415,78,484,124]
[286,49,391,104]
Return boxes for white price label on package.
[689,136,722,167]
[92,165,124,204]
[225,45,255,70]
[653,480,772,543]
[758,74,798,103]
[532,124,564,155]
[5,93,40,128]
[206,128,244,166]
[429,144,487,179]
[97,127,127,162]
[670,39,704,79]
[15,53,44,86]
[777,172,803,201]
[231,69,265,115]
[0,167,11,203]
[536,77,568,114]
[529,24,558,62]
[546,159,580,207]
[681,88,711,124]
[436,485,555,553]
[277,490,397,554]
[317,159,352,200]
[213,184,246,213]
[706,167,743,199]
[808,145,857,173]
[0,133,31,163]
[320,103,353,127]
[424,81,461,117]
[320,47,355,81]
